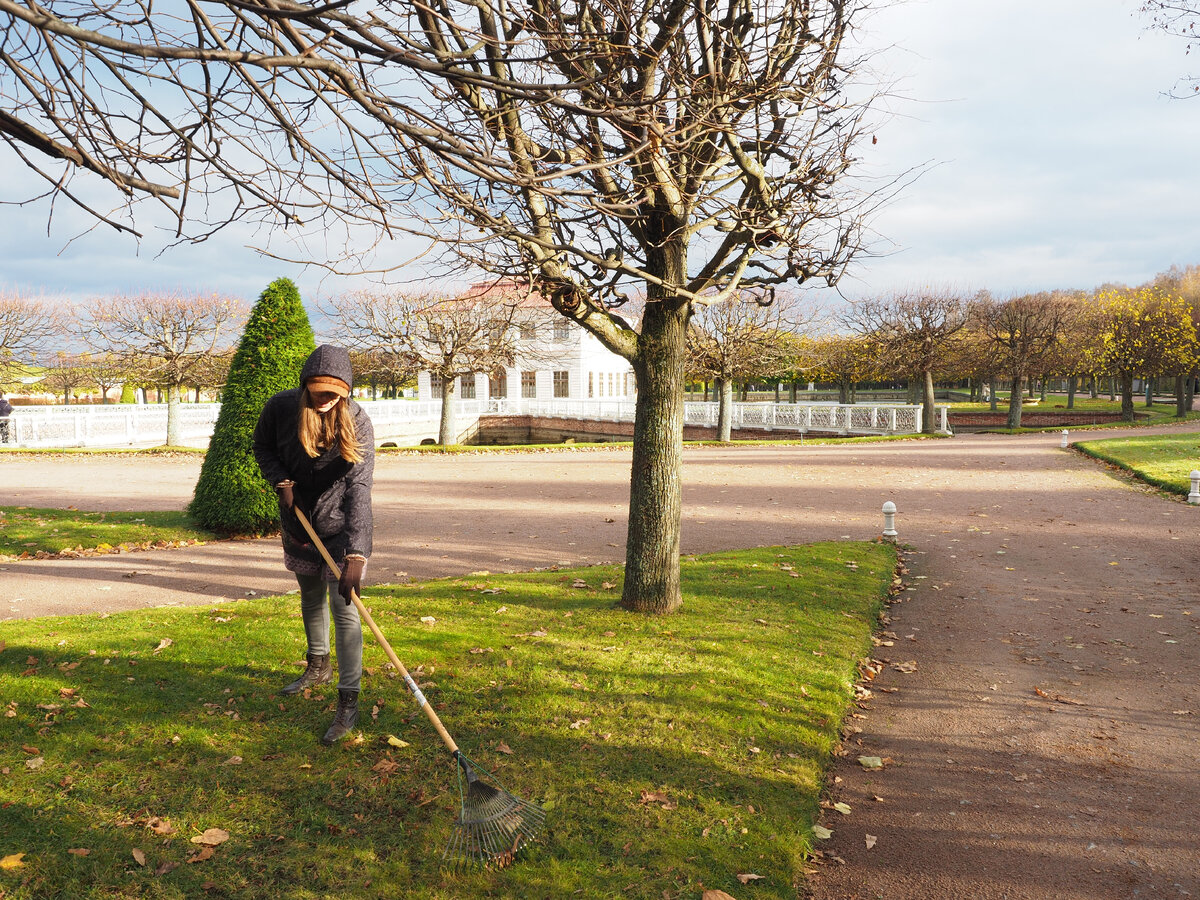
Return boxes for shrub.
[189,277,315,533]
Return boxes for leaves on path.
[812,825,833,839]
[1034,687,1083,705]
[857,756,884,769]
[865,834,878,849]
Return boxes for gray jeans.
[296,573,362,692]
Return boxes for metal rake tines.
[442,760,546,868]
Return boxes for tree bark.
[838,381,850,404]
[622,297,688,615]
[1007,376,1023,430]
[1176,374,1187,417]
[716,377,733,442]
[1145,378,1154,407]
[989,377,998,411]
[166,385,181,446]
[921,369,936,434]
[1120,374,1135,422]
[437,374,457,445]
[1067,375,1077,409]
[1109,376,1116,401]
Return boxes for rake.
[293,508,546,868]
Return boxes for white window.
[490,371,507,399]
[553,320,570,341]
[588,372,594,398]
[460,373,476,399]
[521,371,537,398]
[553,371,569,398]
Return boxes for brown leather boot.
[281,653,332,696]
[320,689,359,745]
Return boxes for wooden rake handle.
[292,507,460,756]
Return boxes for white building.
[416,289,636,403]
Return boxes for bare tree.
[0,293,62,389]
[1142,2,1200,94]
[686,294,806,441]
[1,0,885,613]
[846,291,968,434]
[81,293,244,444]
[42,351,92,404]
[81,351,134,404]
[331,286,521,445]
[971,292,1078,429]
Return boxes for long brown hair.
[298,388,363,464]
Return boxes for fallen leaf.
[638,789,677,810]
[0,853,24,870]
[865,834,878,849]
[191,828,230,846]
[832,802,852,815]
[67,848,90,856]
[20,744,38,755]
[132,848,147,866]
[569,718,590,729]
[702,891,739,900]
[148,817,177,835]
[187,846,215,864]
[737,873,766,884]
[386,735,410,749]
[419,616,436,624]
[25,756,44,770]
[601,582,616,590]
[894,660,918,674]
[153,638,174,654]
[812,825,833,839]
[857,756,884,769]
[154,860,179,876]
[495,741,514,755]
[221,756,242,766]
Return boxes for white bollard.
[1189,470,1200,505]
[1060,429,1069,448]
[882,501,898,541]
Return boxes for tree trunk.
[1007,376,1023,429]
[166,384,181,446]
[838,381,850,404]
[621,295,688,615]
[1066,375,1077,409]
[989,377,998,411]
[1089,375,1098,399]
[716,377,733,442]
[1145,378,1154,407]
[1120,374,1135,422]
[1176,374,1187,418]
[1039,378,1047,402]
[1109,376,1116,401]
[921,369,936,434]
[1187,368,1197,413]
[437,374,457,445]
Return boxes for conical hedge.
[190,277,315,533]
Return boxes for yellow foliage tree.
[1096,288,1198,422]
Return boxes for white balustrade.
[0,398,939,448]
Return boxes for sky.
[1,1,1197,314]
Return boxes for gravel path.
[3,424,1198,898]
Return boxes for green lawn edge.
[0,543,899,900]
[1074,432,1200,497]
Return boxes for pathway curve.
[3,425,1198,898]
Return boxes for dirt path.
[3,425,1199,898]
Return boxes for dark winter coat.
[252,347,374,564]
[0,397,12,417]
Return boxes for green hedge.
[189,277,315,533]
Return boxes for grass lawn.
[0,507,216,559]
[0,543,897,900]
[1074,432,1200,497]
